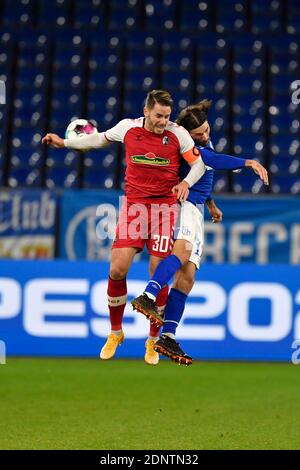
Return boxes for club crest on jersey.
[131,152,170,166]
[162,136,169,145]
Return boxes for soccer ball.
[65,119,97,139]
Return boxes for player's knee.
[109,265,129,280]
[175,250,191,265]
[173,272,194,294]
[172,241,192,264]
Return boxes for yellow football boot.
[100,331,124,360]
[144,338,159,366]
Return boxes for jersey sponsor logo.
[131,152,170,166]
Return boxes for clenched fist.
[41,133,65,148]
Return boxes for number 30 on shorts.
[152,235,171,253]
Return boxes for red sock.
[149,285,169,337]
[107,277,127,331]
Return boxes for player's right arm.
[42,119,132,151]
[206,198,223,223]
[41,133,65,148]
[41,131,111,149]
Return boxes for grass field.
[0,358,300,450]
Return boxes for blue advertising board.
[59,190,121,261]
[0,259,299,362]
[205,196,300,264]
[0,190,57,259]
[59,191,300,264]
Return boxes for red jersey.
[105,117,201,203]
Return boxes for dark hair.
[176,99,212,131]
[145,89,174,110]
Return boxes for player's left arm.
[172,153,205,202]
[200,147,269,185]
[244,159,269,185]
[171,127,206,201]
[172,154,205,201]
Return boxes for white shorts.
[174,200,204,269]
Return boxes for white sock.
[144,291,156,301]
[163,332,176,340]
[111,329,123,336]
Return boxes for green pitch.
[0,358,300,450]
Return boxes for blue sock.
[162,288,188,336]
[144,255,182,299]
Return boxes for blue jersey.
[179,141,247,206]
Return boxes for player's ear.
[144,106,149,118]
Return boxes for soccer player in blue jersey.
[132,99,269,365]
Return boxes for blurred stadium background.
[0,0,300,192]
[0,0,300,450]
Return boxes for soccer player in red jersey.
[42,90,206,365]
[132,100,269,365]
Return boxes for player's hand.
[172,181,189,202]
[42,133,65,148]
[206,201,223,223]
[245,160,269,186]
